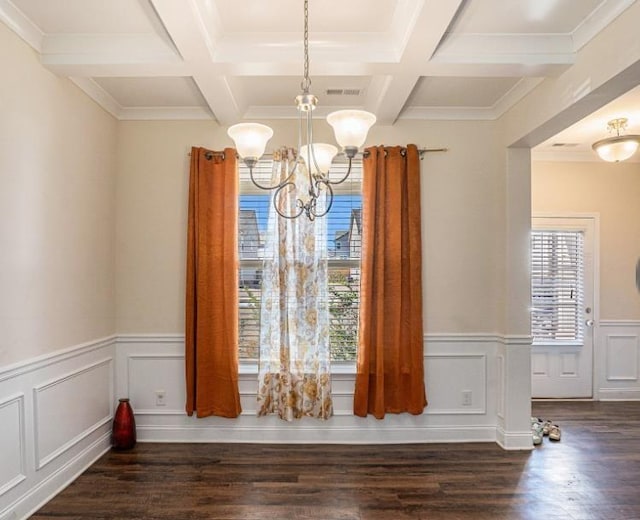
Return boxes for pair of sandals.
[531,417,561,445]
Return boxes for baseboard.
[495,427,534,451]
[0,434,111,520]
[136,423,498,444]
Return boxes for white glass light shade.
[592,136,640,162]
[326,110,376,149]
[227,123,273,160]
[300,143,338,175]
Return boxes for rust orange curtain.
[185,147,241,418]
[354,144,427,419]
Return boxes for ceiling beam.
[149,0,240,124]
[372,0,465,124]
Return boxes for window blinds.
[531,230,584,344]
[238,157,362,361]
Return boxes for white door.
[531,216,596,398]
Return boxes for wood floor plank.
[31,401,640,519]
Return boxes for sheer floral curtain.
[257,148,333,420]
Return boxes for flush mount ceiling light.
[226,0,376,220]
[592,117,640,162]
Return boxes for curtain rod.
[190,148,448,159]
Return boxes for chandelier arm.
[273,182,304,220]
[248,163,297,191]
[325,156,353,186]
[304,195,316,221]
[308,180,334,219]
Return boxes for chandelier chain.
[302,0,311,92]
[226,0,378,219]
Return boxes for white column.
[498,147,533,450]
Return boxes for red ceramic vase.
[112,398,136,450]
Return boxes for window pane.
[239,195,269,260]
[329,266,360,361]
[239,274,261,359]
[238,158,362,361]
[238,193,268,360]
[329,196,361,260]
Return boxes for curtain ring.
[203,151,225,161]
[400,148,407,157]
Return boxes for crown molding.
[571,0,637,52]
[0,0,43,51]
[432,33,575,67]
[70,77,214,121]
[70,77,122,118]
[118,106,213,121]
[400,106,497,121]
[532,149,640,163]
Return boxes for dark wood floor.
[32,401,640,519]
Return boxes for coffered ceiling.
[1,0,638,158]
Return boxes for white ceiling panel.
[11,0,160,34]
[229,76,371,110]
[213,0,399,34]
[448,0,604,34]
[408,77,520,108]
[93,77,208,107]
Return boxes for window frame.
[237,156,362,372]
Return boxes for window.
[531,230,584,344]
[238,158,362,362]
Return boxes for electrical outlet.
[155,390,166,406]
[462,390,472,406]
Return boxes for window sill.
[239,361,357,375]
[532,341,584,347]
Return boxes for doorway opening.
[530,215,597,398]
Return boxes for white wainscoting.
[115,333,530,448]
[0,337,115,520]
[597,321,640,400]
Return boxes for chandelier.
[592,117,640,162]
[226,0,376,220]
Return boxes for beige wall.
[115,119,506,335]
[0,23,117,366]
[532,160,640,320]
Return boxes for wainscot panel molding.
[115,333,532,449]
[0,336,115,384]
[597,321,640,400]
[33,358,113,470]
[0,394,26,497]
[0,337,115,520]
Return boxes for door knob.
[585,319,594,327]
